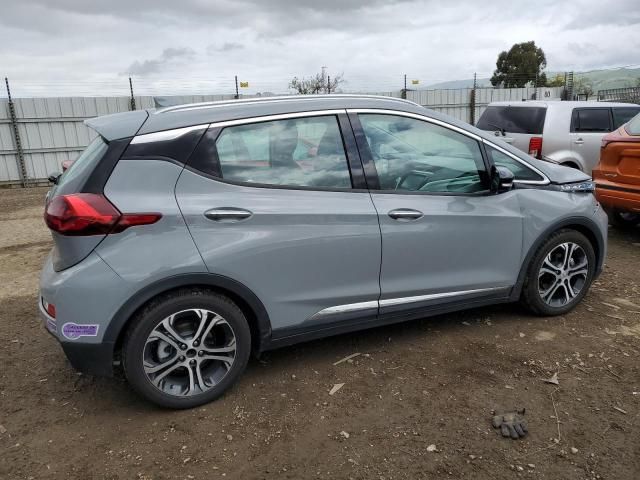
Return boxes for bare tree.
[289,71,344,94]
[574,78,594,100]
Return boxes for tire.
[122,288,251,409]
[521,229,596,316]
[609,210,640,229]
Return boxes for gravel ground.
[1,187,639,480]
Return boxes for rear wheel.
[123,288,251,408]
[521,229,595,316]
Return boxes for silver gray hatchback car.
[40,95,607,408]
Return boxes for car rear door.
[349,110,523,316]
[570,107,612,172]
[175,112,382,337]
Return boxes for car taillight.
[44,193,161,236]
[528,137,543,159]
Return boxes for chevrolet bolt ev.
[41,95,607,408]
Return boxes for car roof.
[139,94,428,134]
[487,100,639,109]
[87,94,430,140]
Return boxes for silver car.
[477,100,640,173]
[40,95,607,408]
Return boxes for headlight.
[558,181,595,193]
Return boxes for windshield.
[477,106,547,134]
[625,112,640,136]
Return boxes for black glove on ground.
[492,409,528,439]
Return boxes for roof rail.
[155,94,419,114]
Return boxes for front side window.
[485,145,543,182]
[571,108,611,132]
[612,107,640,129]
[214,116,352,189]
[358,114,487,193]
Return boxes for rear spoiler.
[84,109,149,141]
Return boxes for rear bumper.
[595,183,640,213]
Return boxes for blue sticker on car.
[61,323,99,340]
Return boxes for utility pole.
[327,75,330,94]
[321,66,327,91]
[5,77,28,187]
[128,77,136,111]
[235,75,239,99]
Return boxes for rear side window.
[198,116,352,189]
[571,108,611,132]
[626,112,640,135]
[476,106,547,134]
[612,107,640,129]
[56,136,108,189]
[485,145,543,182]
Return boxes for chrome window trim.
[379,286,509,307]
[130,124,209,144]
[207,109,346,129]
[481,140,550,185]
[346,108,482,141]
[308,286,510,319]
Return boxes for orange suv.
[593,113,640,227]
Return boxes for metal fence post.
[129,77,136,111]
[235,76,239,99]
[4,77,28,187]
[469,73,477,125]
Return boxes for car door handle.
[388,208,423,220]
[574,138,584,145]
[204,208,253,222]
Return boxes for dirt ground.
[0,187,639,480]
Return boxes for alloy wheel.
[537,242,589,307]
[142,309,236,397]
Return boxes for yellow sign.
[240,81,249,88]
[411,79,420,85]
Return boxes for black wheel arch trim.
[510,216,605,301]
[104,273,273,368]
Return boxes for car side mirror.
[490,165,514,194]
[48,172,62,185]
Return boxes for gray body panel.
[174,168,382,334]
[371,191,522,307]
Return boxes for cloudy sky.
[1,0,639,96]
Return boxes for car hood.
[528,158,592,184]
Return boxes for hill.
[426,67,640,91]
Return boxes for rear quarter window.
[476,106,547,134]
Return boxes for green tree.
[546,74,565,87]
[573,78,594,100]
[289,71,344,94]
[490,41,547,88]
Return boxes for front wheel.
[122,288,251,409]
[521,230,596,316]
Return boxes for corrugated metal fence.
[0,87,564,185]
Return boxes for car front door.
[570,107,612,172]
[175,112,381,337]
[349,110,523,316]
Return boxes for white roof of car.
[487,100,638,108]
